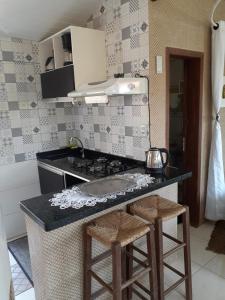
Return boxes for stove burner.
[96,157,108,163]
[109,160,122,167]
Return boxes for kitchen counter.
[20,166,191,231]
[21,148,192,300]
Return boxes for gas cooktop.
[70,155,138,178]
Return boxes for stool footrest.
[90,271,113,294]
[134,281,152,296]
[164,262,185,278]
[122,266,151,290]
[163,232,183,245]
[164,276,187,296]
[132,287,149,300]
[126,251,149,268]
[163,243,186,258]
[91,287,106,299]
[91,249,111,266]
[132,245,148,258]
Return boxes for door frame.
[166,47,204,227]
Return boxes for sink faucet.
[69,137,85,158]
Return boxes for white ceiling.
[0,0,99,41]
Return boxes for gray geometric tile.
[30,101,37,108]
[140,22,148,32]
[111,115,124,126]
[2,137,13,146]
[117,106,124,115]
[15,153,25,163]
[8,101,19,111]
[125,126,133,136]
[114,7,121,19]
[115,41,122,53]
[27,75,34,82]
[87,107,93,115]
[124,95,132,106]
[122,27,130,40]
[5,74,16,83]
[20,110,31,119]
[130,0,139,13]
[123,62,132,73]
[50,132,58,140]
[39,117,49,125]
[0,111,9,119]
[98,107,105,116]
[0,83,7,100]
[132,106,141,117]
[12,128,22,137]
[48,108,56,116]
[23,135,33,144]
[130,35,140,49]
[2,51,14,61]
[57,123,66,131]
[118,135,125,144]
[17,82,27,92]
[94,124,100,132]
[64,107,73,115]
[56,102,64,108]
[100,132,107,142]
[0,118,11,129]
[33,127,40,133]
[112,143,125,155]
[141,59,149,69]
[133,136,142,147]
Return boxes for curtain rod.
[211,0,223,30]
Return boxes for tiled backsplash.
[76,0,150,161]
[0,0,150,165]
[0,37,75,166]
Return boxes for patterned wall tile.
[0,37,77,166]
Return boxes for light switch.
[156,56,163,74]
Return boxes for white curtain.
[206,21,225,220]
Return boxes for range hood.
[67,78,148,104]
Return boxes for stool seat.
[87,210,150,247]
[129,195,186,223]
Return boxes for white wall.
[0,206,13,299]
[0,160,41,240]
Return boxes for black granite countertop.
[20,166,192,232]
[37,147,143,181]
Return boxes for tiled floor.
[14,221,225,300]
[165,221,225,299]
[8,252,34,299]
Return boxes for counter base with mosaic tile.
[25,184,177,300]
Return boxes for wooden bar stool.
[83,210,158,300]
[128,195,192,300]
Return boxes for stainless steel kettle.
[145,147,169,173]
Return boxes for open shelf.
[40,27,73,73]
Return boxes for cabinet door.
[38,166,65,194]
[40,64,75,99]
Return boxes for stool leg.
[182,207,192,300]
[112,242,122,300]
[83,229,92,300]
[121,248,127,300]
[126,243,133,299]
[155,218,164,300]
[147,225,158,300]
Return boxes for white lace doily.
[49,173,155,210]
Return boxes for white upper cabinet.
[39,26,106,97]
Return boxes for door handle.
[182,137,186,152]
